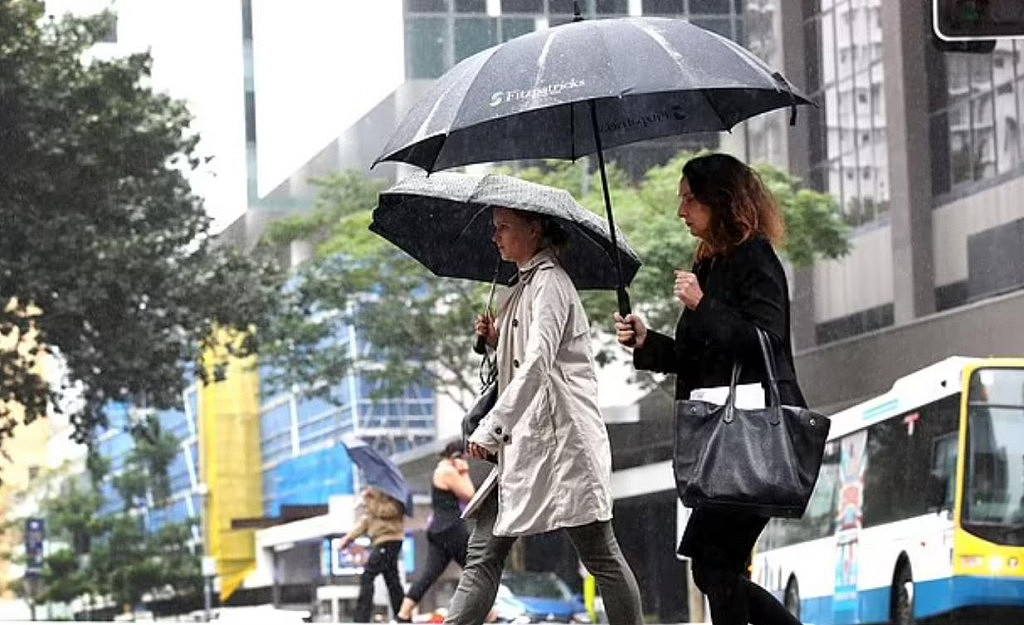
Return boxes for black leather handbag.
[674,328,831,518]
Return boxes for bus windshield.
[963,367,1024,545]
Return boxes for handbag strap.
[724,327,782,425]
[755,327,783,425]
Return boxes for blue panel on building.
[263,445,356,517]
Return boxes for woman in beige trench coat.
[441,206,643,625]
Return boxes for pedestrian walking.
[396,441,475,622]
[614,153,806,625]
[448,205,644,625]
[338,487,406,623]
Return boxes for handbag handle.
[723,327,782,425]
[755,327,783,411]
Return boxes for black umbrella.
[370,170,641,290]
[373,11,813,315]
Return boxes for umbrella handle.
[616,287,631,317]
[474,257,502,355]
[617,287,636,347]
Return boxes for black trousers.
[405,522,470,602]
[354,540,405,623]
[680,507,802,625]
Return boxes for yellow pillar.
[199,330,264,602]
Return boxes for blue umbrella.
[341,436,414,517]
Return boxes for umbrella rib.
[455,203,492,243]
[444,41,526,157]
[700,87,731,130]
[430,48,501,170]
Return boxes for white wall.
[814,223,894,322]
[251,0,405,198]
[44,0,248,232]
[933,174,1024,286]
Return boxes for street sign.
[933,0,1024,40]
[24,518,45,576]
[201,556,217,578]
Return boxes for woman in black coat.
[614,153,804,625]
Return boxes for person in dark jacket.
[395,441,475,622]
[614,153,804,625]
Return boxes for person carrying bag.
[613,153,828,625]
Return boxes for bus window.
[962,367,1024,545]
[759,440,841,550]
[929,433,958,512]
[862,395,961,527]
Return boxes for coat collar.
[516,248,557,284]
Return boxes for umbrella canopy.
[373,16,813,172]
[340,436,414,517]
[373,15,814,317]
[369,171,641,290]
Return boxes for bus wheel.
[783,577,800,620]
[891,563,914,625]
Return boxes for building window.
[691,16,733,39]
[406,17,448,79]
[408,0,448,12]
[454,17,498,63]
[501,0,543,12]
[929,41,1024,195]
[690,0,731,13]
[548,0,577,15]
[642,0,684,14]
[595,0,629,15]
[501,17,535,41]
[454,0,486,12]
[805,0,889,227]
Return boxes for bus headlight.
[988,556,1004,573]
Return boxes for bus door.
[834,429,868,624]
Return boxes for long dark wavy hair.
[682,153,785,261]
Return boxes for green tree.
[7,441,202,614]
[0,0,285,454]
[262,153,848,405]
[261,173,489,409]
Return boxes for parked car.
[496,571,590,623]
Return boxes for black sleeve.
[686,241,788,355]
[633,329,679,374]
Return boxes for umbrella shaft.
[588,101,631,316]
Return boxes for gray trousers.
[445,490,644,625]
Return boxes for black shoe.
[394,617,412,623]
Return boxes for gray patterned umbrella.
[369,171,641,291]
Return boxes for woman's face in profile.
[492,207,541,264]
[677,178,712,241]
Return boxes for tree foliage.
[262,153,848,407]
[10,436,201,612]
[261,173,490,409]
[0,0,285,453]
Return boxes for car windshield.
[500,572,573,601]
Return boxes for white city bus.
[752,356,1024,625]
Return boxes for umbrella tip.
[573,0,583,21]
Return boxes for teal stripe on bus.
[861,398,899,421]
